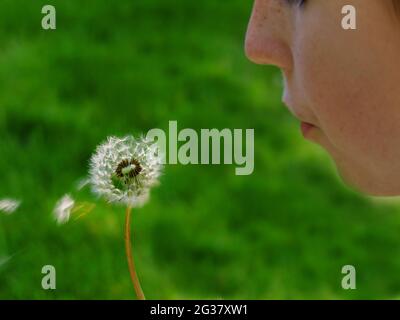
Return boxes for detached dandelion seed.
[53,194,75,225]
[0,199,21,215]
[76,177,90,191]
[89,135,163,300]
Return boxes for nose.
[245,0,292,70]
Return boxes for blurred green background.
[1,0,400,300]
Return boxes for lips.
[282,98,317,136]
[300,122,316,137]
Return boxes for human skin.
[245,0,400,196]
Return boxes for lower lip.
[300,122,315,137]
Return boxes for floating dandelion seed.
[76,177,90,191]
[0,199,21,215]
[53,194,75,225]
[89,135,163,300]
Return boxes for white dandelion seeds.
[53,194,75,225]
[89,135,163,207]
[0,199,21,215]
[76,177,90,191]
[89,135,163,300]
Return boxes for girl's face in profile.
[245,0,400,196]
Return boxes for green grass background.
[1,0,400,299]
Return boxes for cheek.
[286,0,400,194]
[306,69,374,154]
[295,36,400,174]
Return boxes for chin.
[334,161,400,197]
[306,130,400,197]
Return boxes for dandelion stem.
[125,206,145,300]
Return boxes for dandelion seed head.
[89,135,163,207]
[53,194,75,225]
[0,199,21,215]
